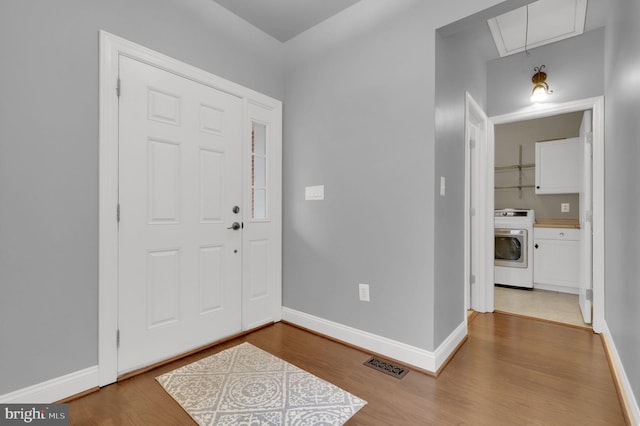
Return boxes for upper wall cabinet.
[535,138,581,194]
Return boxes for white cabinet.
[533,227,580,293]
[535,138,581,194]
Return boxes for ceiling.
[214,0,608,47]
[213,0,363,42]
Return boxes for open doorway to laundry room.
[444,0,609,333]
[463,95,604,331]
[493,111,591,328]
[485,97,605,332]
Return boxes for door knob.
[232,206,240,214]
[227,222,241,230]
[534,244,539,249]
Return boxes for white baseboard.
[0,366,99,404]
[434,320,468,370]
[281,307,467,373]
[600,322,640,425]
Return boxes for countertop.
[534,218,580,229]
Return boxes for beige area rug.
[156,342,367,425]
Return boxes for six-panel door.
[117,56,243,373]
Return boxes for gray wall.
[434,21,495,344]
[0,0,283,394]
[603,0,640,406]
[282,2,437,350]
[281,0,505,351]
[487,27,605,116]
[494,112,582,219]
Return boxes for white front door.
[117,56,243,373]
[579,110,593,324]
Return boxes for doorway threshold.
[494,286,591,329]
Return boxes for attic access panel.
[488,0,587,57]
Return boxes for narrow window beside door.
[252,122,268,219]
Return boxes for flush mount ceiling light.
[530,65,553,102]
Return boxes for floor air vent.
[363,357,409,379]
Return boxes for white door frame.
[98,31,282,386]
[473,97,605,332]
[464,92,493,313]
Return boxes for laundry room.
[493,110,591,327]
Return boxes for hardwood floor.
[68,313,626,425]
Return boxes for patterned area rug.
[156,342,367,425]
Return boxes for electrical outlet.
[359,283,370,302]
[561,203,570,213]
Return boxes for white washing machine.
[494,209,535,289]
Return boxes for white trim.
[601,322,640,425]
[464,92,493,313]
[282,308,467,374]
[486,97,605,331]
[0,367,99,404]
[533,283,579,295]
[98,30,120,387]
[434,320,468,370]
[486,120,496,313]
[463,92,472,311]
[99,31,282,387]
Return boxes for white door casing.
[99,31,282,385]
[464,92,493,314]
[579,110,593,323]
[117,56,243,373]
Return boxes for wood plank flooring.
[68,313,626,425]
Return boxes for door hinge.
[586,289,593,301]
[116,329,120,348]
[469,138,476,149]
[117,204,120,223]
[585,131,593,145]
[469,207,476,217]
[470,275,476,285]
[585,210,593,223]
[116,77,121,97]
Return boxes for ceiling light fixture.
[530,65,553,102]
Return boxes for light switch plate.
[561,203,570,213]
[305,185,324,201]
[359,283,370,302]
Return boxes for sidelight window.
[251,122,268,219]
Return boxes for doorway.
[466,96,604,333]
[98,31,283,385]
[493,111,591,327]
